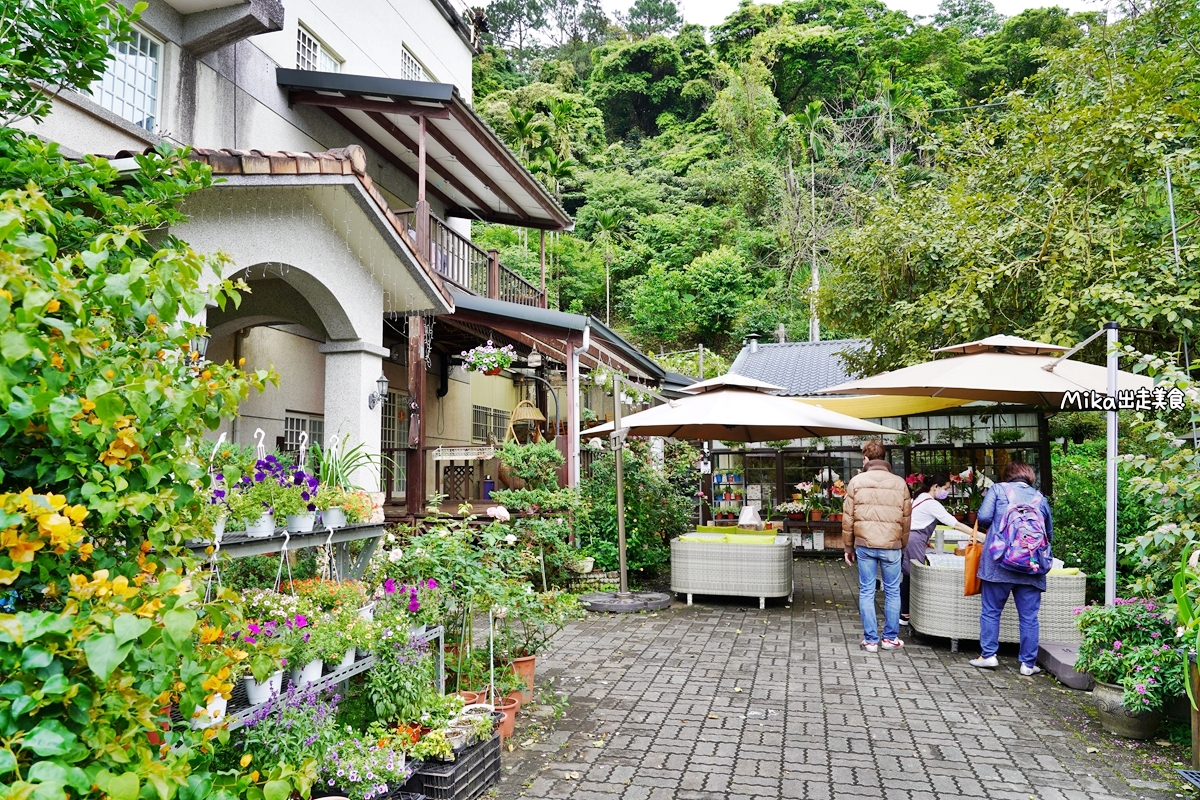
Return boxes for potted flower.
[309,609,368,672]
[292,578,368,612]
[461,340,516,375]
[314,485,350,528]
[233,619,293,703]
[281,613,323,687]
[315,438,379,527]
[775,501,807,520]
[1074,598,1185,739]
[240,684,343,776]
[275,468,320,532]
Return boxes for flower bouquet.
[461,340,516,375]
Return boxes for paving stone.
[493,559,1187,800]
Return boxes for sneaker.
[1020,663,1043,676]
[899,614,911,627]
[881,637,904,650]
[969,655,999,669]
[860,640,879,653]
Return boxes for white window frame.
[381,390,410,492]
[400,46,433,82]
[296,24,342,73]
[92,26,161,132]
[284,412,325,452]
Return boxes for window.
[381,390,409,493]
[284,413,324,452]
[92,28,160,131]
[400,47,433,82]
[472,405,510,444]
[296,25,341,72]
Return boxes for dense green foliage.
[475,0,1198,372]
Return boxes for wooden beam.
[539,230,547,308]
[406,316,427,509]
[361,111,494,214]
[449,100,571,228]
[444,208,563,230]
[421,116,529,220]
[417,116,426,204]
[291,91,450,119]
[320,107,456,210]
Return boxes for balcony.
[397,208,546,308]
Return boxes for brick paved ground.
[493,557,1188,800]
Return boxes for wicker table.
[670,536,794,609]
[909,561,1085,652]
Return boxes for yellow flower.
[81,399,96,413]
[135,597,163,618]
[2,530,44,564]
[66,504,87,524]
[78,542,94,561]
[240,754,253,768]
[46,299,61,313]
[109,575,137,600]
[0,567,21,585]
[249,771,260,783]
[199,626,222,644]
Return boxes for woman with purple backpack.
[968,461,1054,676]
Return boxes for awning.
[277,68,572,231]
[792,395,970,418]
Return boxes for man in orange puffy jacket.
[843,440,911,653]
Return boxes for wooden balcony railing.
[397,208,546,307]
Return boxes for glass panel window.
[472,405,491,444]
[297,25,341,72]
[381,390,409,493]
[92,28,160,131]
[491,408,508,444]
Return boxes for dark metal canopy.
[278,68,573,231]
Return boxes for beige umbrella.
[583,373,901,442]
[816,334,1152,406]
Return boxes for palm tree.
[873,78,917,170]
[591,208,627,325]
[535,150,577,202]
[548,96,577,160]
[794,100,837,342]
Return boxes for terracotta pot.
[485,367,502,376]
[496,696,519,739]
[505,690,524,711]
[459,690,482,704]
[1093,680,1161,739]
[954,513,966,522]
[512,655,536,703]
[966,512,978,524]
[810,510,823,522]
[787,514,805,521]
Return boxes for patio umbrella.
[815,335,1152,406]
[580,373,901,612]
[583,373,902,442]
[815,330,1153,605]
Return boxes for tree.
[624,0,684,38]
[933,0,1004,37]
[591,208,628,323]
[791,101,837,341]
[485,0,548,65]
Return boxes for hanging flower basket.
[462,341,516,374]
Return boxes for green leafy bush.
[497,440,565,490]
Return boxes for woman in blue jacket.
[968,461,1053,676]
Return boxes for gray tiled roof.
[729,339,867,396]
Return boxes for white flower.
[388,548,404,563]
[504,533,517,545]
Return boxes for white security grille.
[400,47,432,82]
[92,29,160,131]
[297,25,341,72]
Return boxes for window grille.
[283,413,324,452]
[381,390,409,492]
[297,25,341,72]
[400,47,432,82]
[92,28,160,131]
[472,405,491,444]
[491,408,508,443]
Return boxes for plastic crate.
[409,733,501,800]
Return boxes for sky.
[600,0,1108,28]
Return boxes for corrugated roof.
[729,339,867,396]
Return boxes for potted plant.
[775,501,806,520]
[316,438,379,527]
[282,613,323,687]
[495,589,584,703]
[460,340,516,375]
[321,726,413,800]
[234,619,292,704]
[937,424,973,448]
[225,468,280,537]
[308,609,367,672]
[275,467,320,532]
[809,498,824,522]
[894,431,925,447]
[1074,598,1185,739]
[989,427,1025,445]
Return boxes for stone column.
[318,340,389,492]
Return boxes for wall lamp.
[189,333,211,363]
[368,373,389,410]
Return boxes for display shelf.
[184,522,387,579]
[217,625,445,732]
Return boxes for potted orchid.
[461,340,516,375]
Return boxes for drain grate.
[1176,769,1200,788]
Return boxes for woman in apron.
[901,472,973,626]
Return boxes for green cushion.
[678,533,727,543]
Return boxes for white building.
[22,0,662,511]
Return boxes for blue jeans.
[980,580,1042,666]
[856,546,902,643]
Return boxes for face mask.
[934,488,950,500]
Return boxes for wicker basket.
[910,561,1085,646]
[670,538,794,609]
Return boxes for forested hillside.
[471,0,1199,374]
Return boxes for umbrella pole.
[614,381,630,598]
[1105,322,1119,605]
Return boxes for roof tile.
[729,339,867,396]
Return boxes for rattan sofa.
[670,534,794,609]
[909,561,1086,651]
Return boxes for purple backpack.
[987,484,1051,574]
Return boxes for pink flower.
[1112,640,1122,651]
[487,506,510,522]
[426,578,438,590]
[1135,683,1147,695]
[384,578,397,595]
